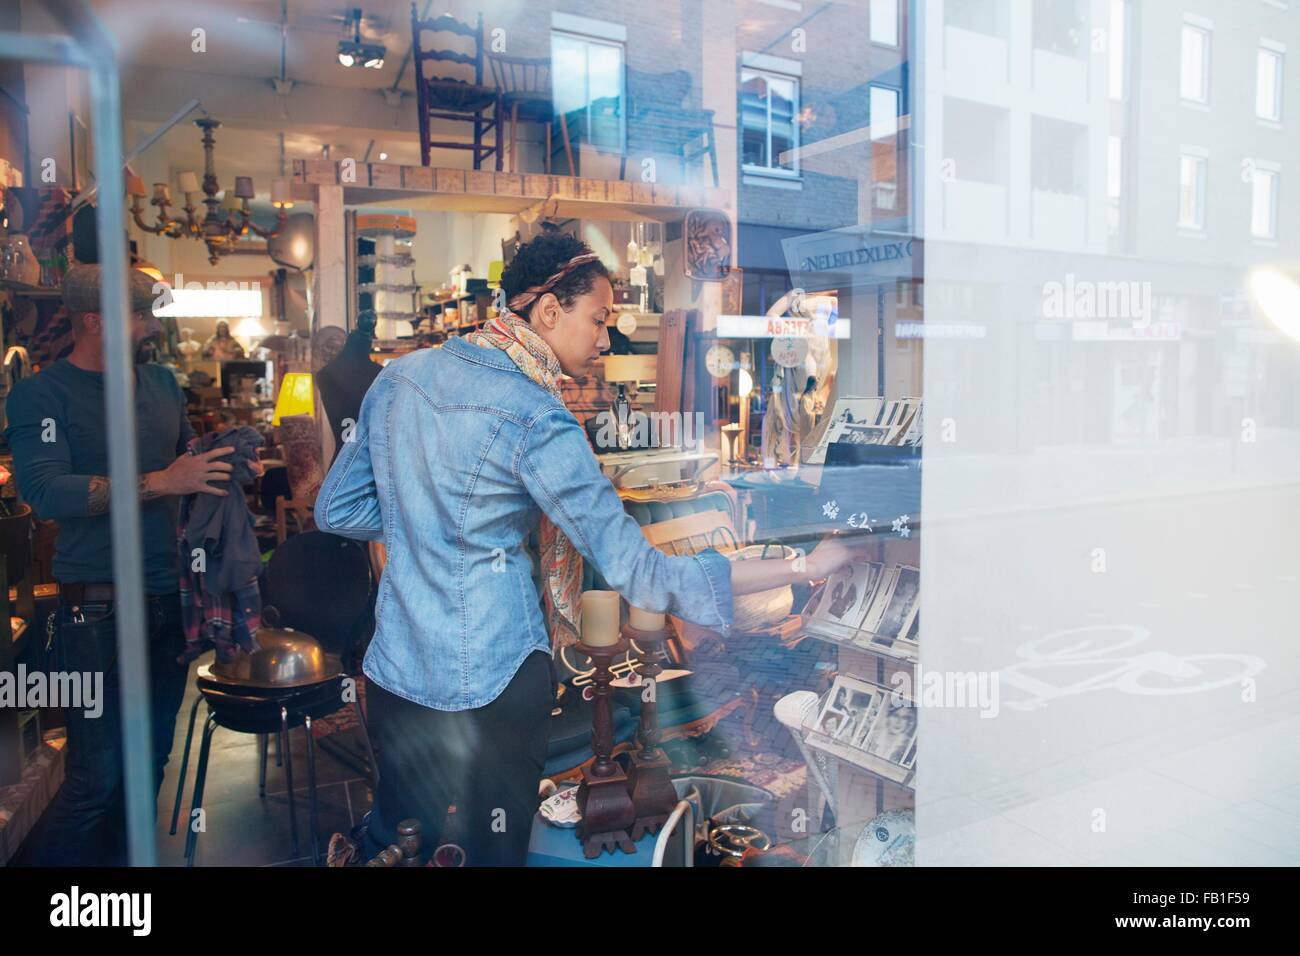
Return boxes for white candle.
[629,606,665,632]
[581,591,620,647]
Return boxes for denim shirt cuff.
[691,548,734,632]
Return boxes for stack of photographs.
[803,561,920,653]
[809,396,924,463]
[806,674,917,774]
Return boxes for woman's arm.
[517,409,860,625]
[314,375,387,541]
[729,534,857,595]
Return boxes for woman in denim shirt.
[317,233,854,865]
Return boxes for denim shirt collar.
[443,336,522,374]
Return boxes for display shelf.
[801,678,915,791]
[0,279,60,299]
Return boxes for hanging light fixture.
[126,117,290,265]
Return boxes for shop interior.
[0,0,922,869]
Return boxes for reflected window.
[1033,0,1087,58]
[871,0,899,47]
[741,67,799,175]
[1251,167,1279,239]
[1109,0,1127,100]
[1180,22,1210,103]
[1178,151,1207,230]
[552,31,625,152]
[1257,45,1284,121]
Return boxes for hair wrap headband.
[506,252,602,314]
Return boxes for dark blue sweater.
[4,359,193,593]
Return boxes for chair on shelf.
[620,67,719,187]
[487,53,575,176]
[411,7,503,170]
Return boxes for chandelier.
[126,118,292,266]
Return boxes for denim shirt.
[315,337,734,711]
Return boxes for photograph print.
[811,559,883,632]
[868,564,920,647]
[860,696,918,765]
[811,676,882,749]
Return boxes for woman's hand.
[805,534,857,581]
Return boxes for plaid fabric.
[178,568,261,665]
[176,428,264,664]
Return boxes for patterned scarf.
[465,252,600,650]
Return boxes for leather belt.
[60,582,115,606]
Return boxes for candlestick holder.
[624,621,680,839]
[574,636,637,858]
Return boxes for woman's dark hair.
[500,231,611,313]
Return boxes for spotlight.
[337,8,385,69]
[379,151,388,161]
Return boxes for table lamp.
[602,355,657,451]
[273,371,314,425]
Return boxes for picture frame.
[859,695,918,765]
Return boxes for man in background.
[4,264,235,865]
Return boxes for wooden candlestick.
[624,620,680,840]
[574,636,637,858]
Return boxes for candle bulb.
[177,171,200,195]
[628,606,665,632]
[581,591,620,647]
[271,178,293,208]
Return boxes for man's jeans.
[35,591,190,866]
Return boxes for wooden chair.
[487,53,575,176]
[275,496,316,544]
[410,7,503,170]
[621,67,719,186]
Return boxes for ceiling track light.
[338,8,385,69]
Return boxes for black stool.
[169,671,344,866]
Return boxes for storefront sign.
[1070,320,1182,342]
[717,314,851,339]
[782,226,918,289]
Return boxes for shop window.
[1180,21,1211,103]
[871,0,899,47]
[1251,165,1279,239]
[1178,151,1207,231]
[552,29,625,153]
[741,66,800,176]
[1032,0,1087,58]
[1257,44,1284,121]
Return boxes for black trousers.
[36,592,190,866]
[363,650,553,867]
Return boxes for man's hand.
[153,448,234,497]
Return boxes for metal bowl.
[209,627,342,689]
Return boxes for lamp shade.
[125,173,147,198]
[271,179,293,207]
[273,371,314,425]
[234,176,255,199]
[603,354,657,384]
[177,170,200,194]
